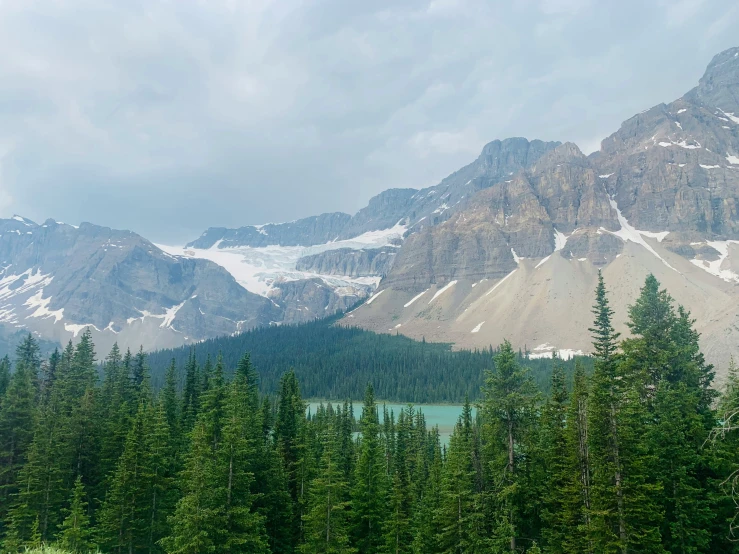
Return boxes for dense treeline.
[0,272,738,553]
[148,317,592,402]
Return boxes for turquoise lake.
[307,402,476,445]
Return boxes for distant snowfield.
[528,343,584,360]
[690,240,739,283]
[156,222,407,298]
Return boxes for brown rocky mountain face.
[347,47,739,377]
[2,48,738,371]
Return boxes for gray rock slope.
[2,47,738,368]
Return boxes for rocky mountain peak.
[685,46,739,112]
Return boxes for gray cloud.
[0,0,737,242]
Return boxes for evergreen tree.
[540,362,570,553]
[0,336,40,531]
[97,402,151,553]
[437,399,486,553]
[351,384,386,553]
[383,409,414,554]
[0,355,10,398]
[588,272,627,553]
[300,421,353,554]
[57,476,94,553]
[561,361,594,554]
[481,340,539,552]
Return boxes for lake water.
[307,402,475,445]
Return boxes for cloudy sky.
[0,0,737,242]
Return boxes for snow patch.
[603,198,675,270]
[156,222,405,299]
[404,289,429,308]
[535,255,550,269]
[718,109,739,125]
[485,269,517,297]
[727,155,739,165]
[471,321,485,333]
[554,229,568,251]
[511,248,521,264]
[65,323,100,337]
[161,300,186,328]
[598,173,614,179]
[677,109,687,114]
[700,164,720,169]
[365,289,386,305]
[528,344,584,360]
[658,139,701,149]
[690,241,739,283]
[429,280,457,303]
[24,290,64,323]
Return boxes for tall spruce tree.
[481,340,539,552]
[588,271,627,553]
[300,420,354,554]
[540,362,570,553]
[351,384,386,553]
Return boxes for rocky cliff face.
[296,248,396,278]
[4,47,739,373]
[0,217,280,353]
[347,47,739,376]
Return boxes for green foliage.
[57,477,94,554]
[0,274,737,554]
[148,319,591,403]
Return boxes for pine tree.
[161,423,216,554]
[437,399,486,553]
[540,362,570,553]
[383,409,414,554]
[301,421,354,554]
[561,361,594,554]
[0,336,40,530]
[180,350,201,435]
[144,401,178,553]
[97,402,151,553]
[588,271,626,553]
[411,428,442,554]
[0,355,10,398]
[4,391,67,544]
[275,369,307,548]
[481,340,539,552]
[161,359,181,443]
[215,374,270,553]
[57,476,94,553]
[351,384,387,553]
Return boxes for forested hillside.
[148,317,590,403]
[0,273,737,553]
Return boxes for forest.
[147,315,591,403]
[0,272,738,553]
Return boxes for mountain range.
[1,47,738,374]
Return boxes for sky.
[0,0,737,243]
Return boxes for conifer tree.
[351,384,386,553]
[562,361,593,553]
[0,336,40,530]
[481,340,539,552]
[411,428,442,554]
[97,402,151,553]
[215,372,270,553]
[383,409,414,554]
[300,419,354,554]
[540,362,570,552]
[437,400,486,553]
[57,476,94,553]
[588,271,627,552]
[180,350,200,435]
[0,355,10,398]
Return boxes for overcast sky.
[0,0,737,243]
